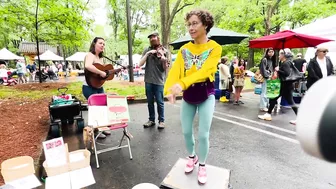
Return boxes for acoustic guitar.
[84,55,131,88]
[84,63,120,89]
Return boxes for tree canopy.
[0,0,91,56]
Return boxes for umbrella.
[66,52,87,61]
[170,27,249,50]
[249,30,334,49]
[0,48,24,60]
[34,50,64,61]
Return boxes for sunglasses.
[320,51,328,53]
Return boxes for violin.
[153,45,169,69]
[155,45,165,59]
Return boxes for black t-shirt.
[293,58,306,72]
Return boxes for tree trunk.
[160,0,195,48]
[159,0,170,49]
[35,0,42,83]
[113,13,118,41]
[248,48,254,68]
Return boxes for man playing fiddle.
[139,32,169,129]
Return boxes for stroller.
[35,70,48,82]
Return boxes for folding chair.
[88,93,133,168]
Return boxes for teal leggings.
[181,95,215,164]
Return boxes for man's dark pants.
[145,82,164,123]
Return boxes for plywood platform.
[161,158,231,189]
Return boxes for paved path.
[60,92,336,189]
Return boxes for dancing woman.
[164,9,222,184]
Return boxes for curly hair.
[185,9,214,33]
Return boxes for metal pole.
[35,0,42,83]
[126,0,134,82]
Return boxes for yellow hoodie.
[164,40,222,96]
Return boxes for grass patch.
[0,78,254,102]
[0,81,146,102]
[244,77,255,90]
[66,82,146,102]
[0,86,59,100]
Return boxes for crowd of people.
[216,45,334,126]
[0,59,79,85]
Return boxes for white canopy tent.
[0,48,24,60]
[34,50,64,61]
[120,54,142,67]
[294,15,336,65]
[66,52,87,62]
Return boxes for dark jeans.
[268,82,298,115]
[82,85,104,100]
[145,82,164,122]
[221,89,230,99]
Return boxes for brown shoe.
[143,120,155,128]
[94,129,107,139]
[103,130,111,135]
[158,122,165,129]
[97,133,107,139]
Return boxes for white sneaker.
[289,120,296,125]
[260,108,268,112]
[258,113,272,121]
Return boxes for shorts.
[18,73,24,77]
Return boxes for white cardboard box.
[42,140,95,189]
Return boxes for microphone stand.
[103,56,127,69]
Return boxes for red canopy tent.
[249,30,333,49]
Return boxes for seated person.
[0,64,17,85]
[0,64,8,78]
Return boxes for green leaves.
[0,0,89,54]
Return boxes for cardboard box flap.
[1,156,35,182]
[69,150,91,171]
[43,143,70,177]
[43,147,91,177]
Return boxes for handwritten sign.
[42,137,67,167]
[88,95,130,127]
[107,95,130,124]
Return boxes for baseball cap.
[148,32,159,38]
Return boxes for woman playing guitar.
[83,37,122,99]
[82,37,123,139]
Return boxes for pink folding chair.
[88,93,133,168]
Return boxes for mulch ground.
[0,82,67,185]
[12,82,67,91]
[0,81,146,184]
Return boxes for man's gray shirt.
[142,47,168,85]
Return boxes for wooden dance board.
[161,158,231,189]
